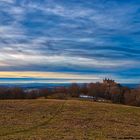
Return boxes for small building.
[79,94,97,101]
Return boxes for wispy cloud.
[0,0,140,83]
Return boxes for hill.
[0,99,140,140]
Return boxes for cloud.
[0,0,140,83]
[0,0,14,3]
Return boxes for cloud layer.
[0,0,140,83]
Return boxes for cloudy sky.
[0,0,140,83]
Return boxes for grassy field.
[0,99,140,140]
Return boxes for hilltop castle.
[103,78,117,86]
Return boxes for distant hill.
[0,82,139,89]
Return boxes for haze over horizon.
[0,0,140,84]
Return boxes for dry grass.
[0,99,140,140]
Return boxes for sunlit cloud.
[0,71,101,80]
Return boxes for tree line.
[0,79,140,106]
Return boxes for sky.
[0,0,140,84]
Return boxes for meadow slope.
[0,99,140,140]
